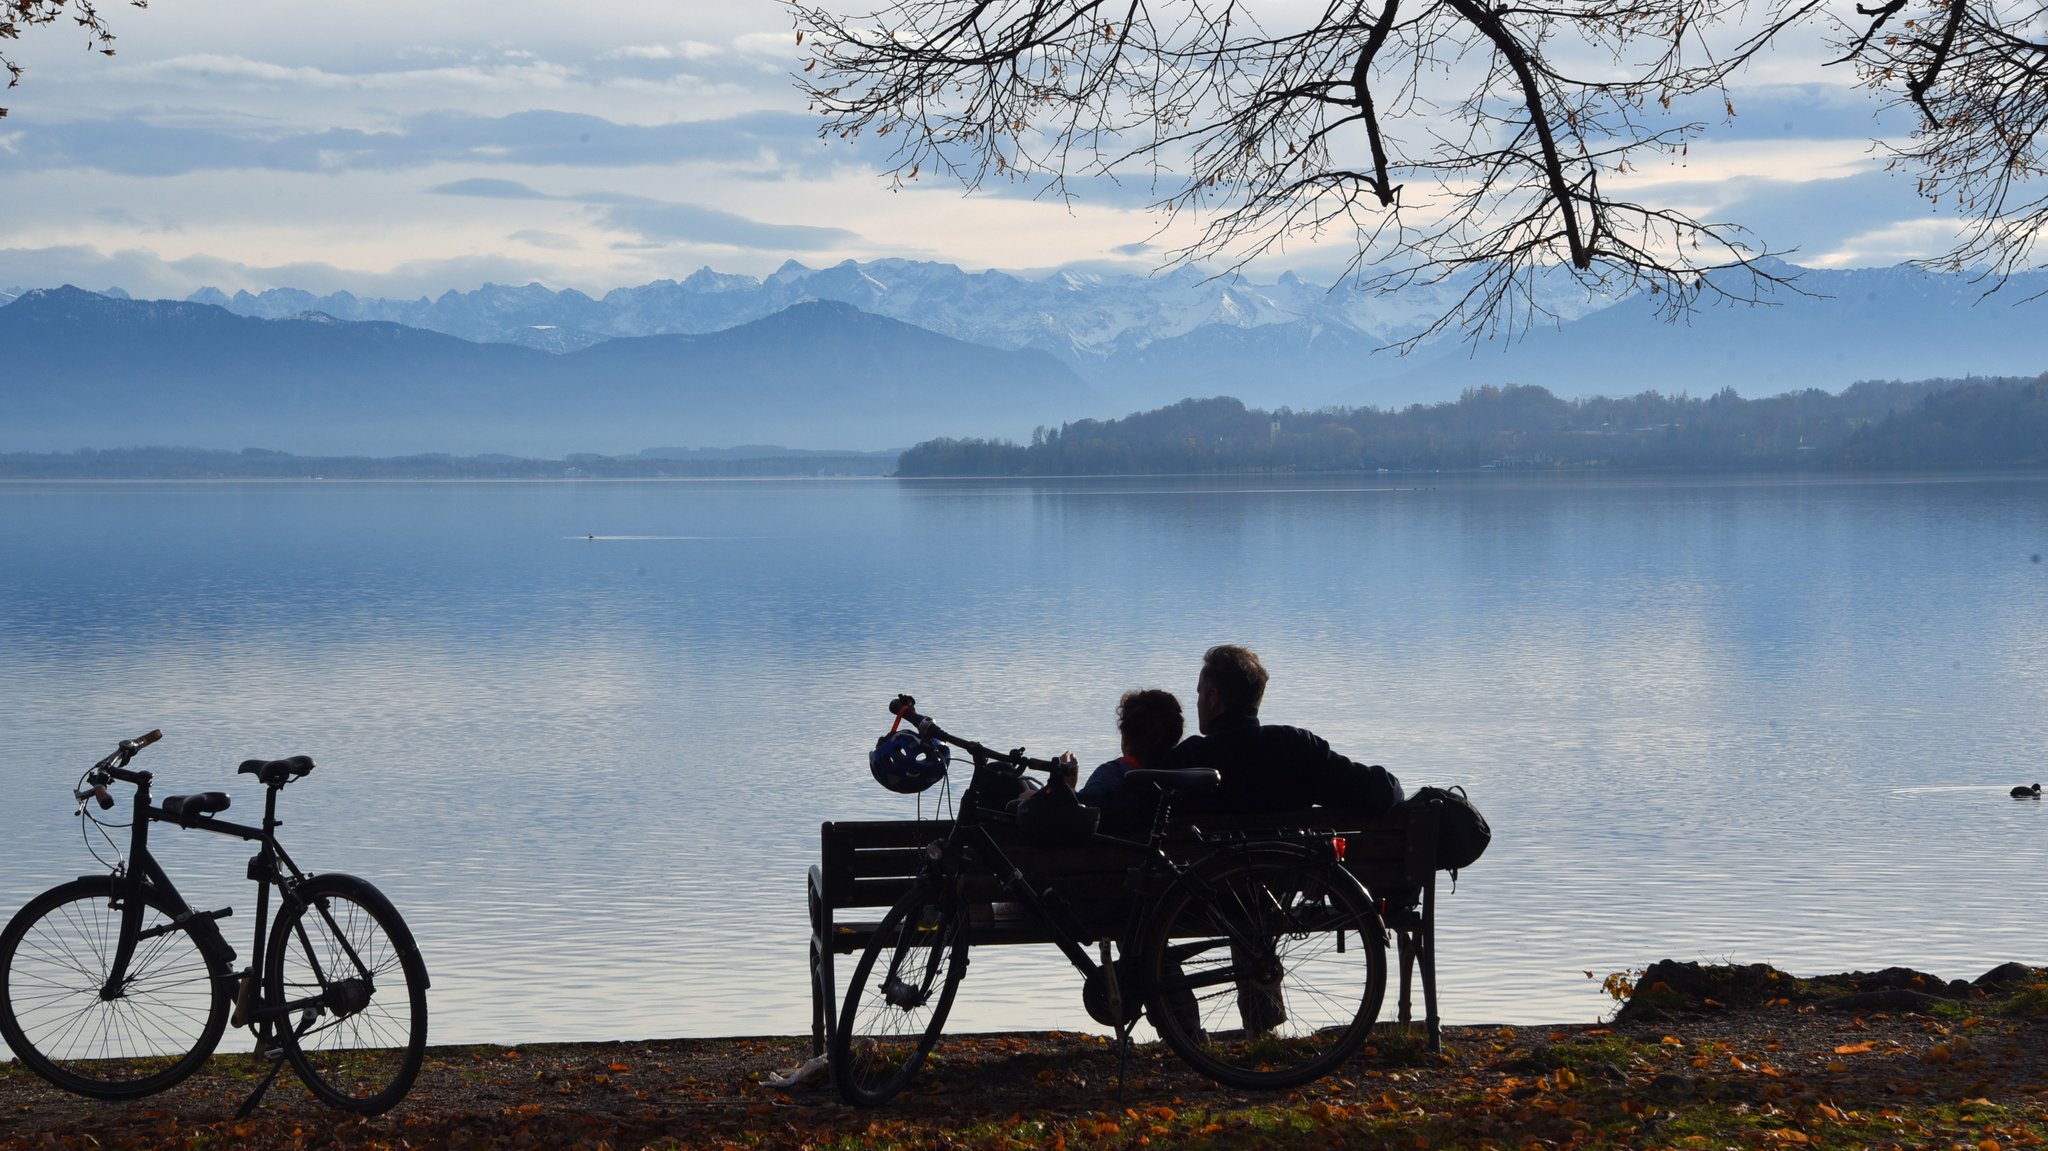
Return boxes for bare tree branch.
[1835,0,2048,288]
[1,0,144,118]
[794,0,1830,343]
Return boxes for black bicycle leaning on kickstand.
[0,731,430,1116]
[831,697,1388,1106]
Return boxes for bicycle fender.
[289,873,432,990]
[39,876,238,973]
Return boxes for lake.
[1,473,2043,1047]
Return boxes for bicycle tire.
[264,874,429,1114]
[1140,843,1386,1089]
[0,877,229,1098]
[829,884,969,1106]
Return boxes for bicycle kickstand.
[235,1030,289,1118]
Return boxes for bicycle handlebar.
[79,729,164,808]
[886,695,1067,773]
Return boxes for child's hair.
[1116,689,1184,762]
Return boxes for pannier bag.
[1400,784,1491,876]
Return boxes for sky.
[0,0,1963,302]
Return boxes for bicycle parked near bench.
[0,731,430,1116]
[831,696,1388,1106]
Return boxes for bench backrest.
[816,803,1441,920]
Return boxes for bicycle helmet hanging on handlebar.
[870,698,951,794]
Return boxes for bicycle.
[830,696,1388,1106]
[0,730,430,1116]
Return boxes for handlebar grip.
[130,730,163,751]
[93,784,114,810]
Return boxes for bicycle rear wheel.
[1141,844,1386,1089]
[829,885,969,1106]
[264,875,429,1115]
[0,878,229,1098]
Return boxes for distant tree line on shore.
[895,375,2048,476]
[0,447,896,480]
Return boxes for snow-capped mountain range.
[8,256,2046,420]
[175,260,1608,411]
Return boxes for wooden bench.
[808,802,1449,1056]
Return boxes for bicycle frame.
[925,753,1293,1013]
[92,761,369,1044]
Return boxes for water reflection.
[1,473,2043,1045]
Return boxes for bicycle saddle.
[239,755,316,786]
[161,791,230,820]
[1123,768,1220,794]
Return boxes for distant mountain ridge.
[181,260,1574,410]
[175,258,2048,410]
[1372,262,2048,404]
[0,289,1098,456]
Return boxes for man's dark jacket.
[1162,712,1404,818]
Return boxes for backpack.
[1400,784,1491,877]
[1014,774,1100,847]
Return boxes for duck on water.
[2014,784,2043,798]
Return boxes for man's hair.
[1117,689,1184,761]
[1200,645,1268,715]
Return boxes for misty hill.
[897,377,2048,475]
[1374,263,2048,405]
[0,290,1099,456]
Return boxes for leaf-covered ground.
[3,962,2044,1150]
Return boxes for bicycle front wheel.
[829,885,969,1106]
[1141,844,1386,1089]
[264,875,429,1114]
[0,877,229,1098]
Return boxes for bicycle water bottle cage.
[870,732,949,794]
[161,792,231,820]
[239,756,316,787]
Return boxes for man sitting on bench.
[1167,644,1405,818]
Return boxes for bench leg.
[810,880,835,1058]
[1420,886,1440,1052]
[1395,929,1416,1028]
[811,937,826,1057]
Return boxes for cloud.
[508,229,582,251]
[0,109,864,177]
[0,243,590,299]
[427,179,862,251]
[734,32,801,62]
[1658,82,1917,143]
[582,194,858,249]
[606,41,722,61]
[126,52,584,96]
[432,178,553,199]
[1618,167,1952,261]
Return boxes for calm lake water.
[1,473,2044,1048]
